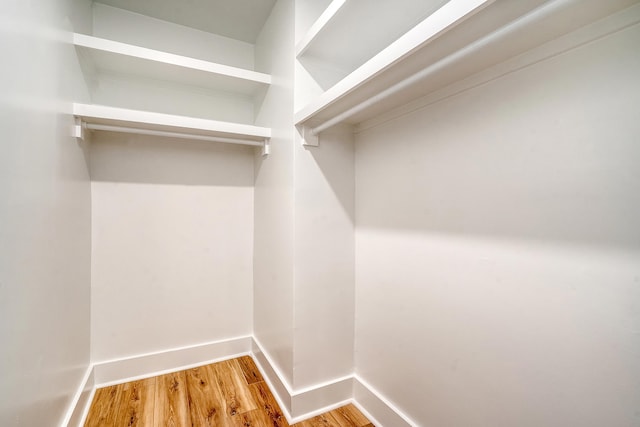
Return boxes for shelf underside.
[74,103,271,142]
[297,0,450,77]
[295,0,639,129]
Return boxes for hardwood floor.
[84,356,373,427]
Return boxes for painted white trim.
[93,335,252,386]
[96,351,252,388]
[250,339,294,423]
[63,336,419,427]
[353,375,419,427]
[249,336,356,420]
[77,387,97,427]
[294,373,353,396]
[290,375,354,420]
[250,335,295,395]
[59,365,94,427]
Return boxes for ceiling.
[96,0,277,43]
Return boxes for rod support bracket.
[73,118,85,140]
[261,139,270,156]
[301,125,318,147]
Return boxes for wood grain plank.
[235,356,264,384]
[211,359,258,416]
[185,365,230,427]
[84,385,122,427]
[294,413,340,427]
[114,377,155,426]
[250,381,289,427]
[292,405,373,427]
[230,408,274,427]
[84,357,372,427]
[330,404,371,426]
[154,370,191,427]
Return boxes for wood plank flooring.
[84,356,373,427]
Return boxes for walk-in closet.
[1,0,639,426]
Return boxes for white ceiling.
[96,0,277,43]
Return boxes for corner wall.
[0,0,93,425]
[253,0,297,391]
[354,24,640,426]
[253,1,356,415]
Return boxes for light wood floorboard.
[84,356,373,426]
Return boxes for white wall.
[354,24,640,427]
[253,0,356,401]
[292,128,355,391]
[90,73,255,125]
[290,1,356,394]
[92,3,255,69]
[0,0,93,425]
[253,0,296,388]
[90,133,254,362]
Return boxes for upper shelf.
[295,0,450,78]
[295,0,639,131]
[74,33,271,96]
[73,103,271,144]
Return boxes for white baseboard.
[92,335,252,387]
[250,337,293,417]
[60,366,94,427]
[62,335,252,426]
[63,335,416,427]
[353,375,418,427]
[250,336,354,423]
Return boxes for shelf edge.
[73,33,272,86]
[293,0,491,125]
[295,0,347,58]
[72,103,271,139]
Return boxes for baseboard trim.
[353,375,418,427]
[63,335,417,427]
[93,335,252,387]
[250,337,356,422]
[250,337,293,418]
[290,375,354,422]
[59,365,94,427]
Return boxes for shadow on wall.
[88,131,255,186]
[300,124,355,224]
[353,27,640,251]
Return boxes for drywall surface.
[288,2,357,393]
[292,127,355,391]
[90,133,254,361]
[92,3,255,69]
[354,25,640,427]
[0,0,93,425]
[253,0,296,387]
[90,73,255,125]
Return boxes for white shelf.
[295,0,639,133]
[296,0,450,77]
[73,103,271,145]
[74,33,271,96]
